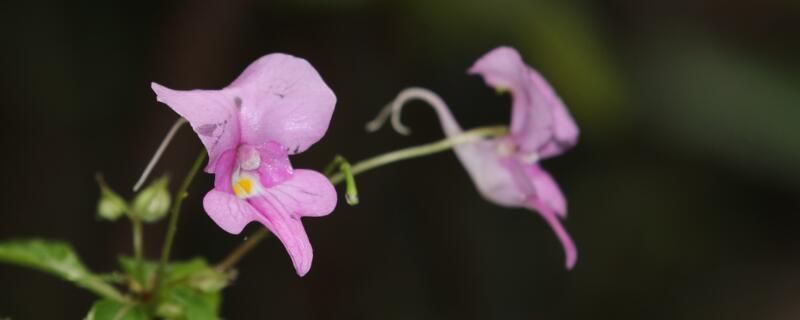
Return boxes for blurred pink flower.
[152,53,337,276]
[408,47,579,268]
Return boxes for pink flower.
[400,47,579,269]
[151,53,337,276]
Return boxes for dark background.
[1,0,799,319]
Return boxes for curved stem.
[324,155,359,205]
[133,118,187,192]
[150,151,206,302]
[328,125,506,185]
[215,125,507,271]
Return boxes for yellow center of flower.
[232,177,257,198]
[233,178,253,198]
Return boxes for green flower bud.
[132,176,171,223]
[95,174,128,221]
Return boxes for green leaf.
[85,299,147,320]
[165,258,228,293]
[0,239,126,302]
[96,174,129,221]
[131,176,171,223]
[117,256,157,292]
[156,287,220,320]
[152,258,226,319]
[118,257,228,294]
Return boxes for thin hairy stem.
[366,87,457,136]
[150,151,206,303]
[133,118,187,192]
[215,228,270,272]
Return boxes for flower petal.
[255,141,294,188]
[528,70,579,158]
[526,164,567,218]
[228,53,336,155]
[151,83,241,173]
[248,169,336,276]
[455,140,528,208]
[469,47,553,153]
[530,198,577,270]
[203,190,259,234]
[263,169,337,218]
[211,149,237,193]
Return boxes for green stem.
[131,216,143,284]
[215,125,507,271]
[150,151,206,302]
[215,228,270,272]
[324,155,359,205]
[328,125,507,185]
[81,275,130,303]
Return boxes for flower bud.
[131,176,171,223]
[96,174,128,221]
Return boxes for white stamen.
[519,151,540,164]
[237,146,261,171]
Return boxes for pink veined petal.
[248,169,336,276]
[212,149,237,193]
[528,70,579,158]
[255,141,294,188]
[526,164,567,218]
[262,169,338,218]
[151,83,241,173]
[529,198,577,270]
[500,156,538,198]
[203,190,260,235]
[228,53,336,155]
[248,196,313,276]
[455,140,528,208]
[468,46,553,153]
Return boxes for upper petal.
[151,83,241,173]
[469,47,553,153]
[227,53,336,155]
[528,70,579,158]
[469,46,579,156]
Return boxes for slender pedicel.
[328,125,506,185]
[364,102,394,133]
[133,117,188,191]
[366,87,453,136]
[150,151,206,304]
[323,155,359,205]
